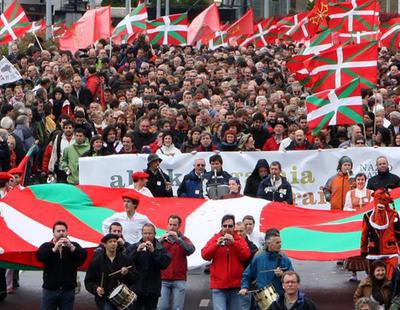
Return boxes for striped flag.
[146,13,188,45]
[0,0,30,45]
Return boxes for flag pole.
[33,33,44,52]
[109,37,112,58]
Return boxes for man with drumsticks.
[239,234,294,299]
[85,234,137,310]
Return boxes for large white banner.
[79,147,398,209]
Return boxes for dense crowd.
[2,37,400,186]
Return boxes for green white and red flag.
[332,30,380,45]
[28,19,45,34]
[146,13,188,45]
[239,17,278,47]
[328,0,379,33]
[208,30,228,50]
[112,2,148,45]
[298,28,334,55]
[306,41,378,92]
[0,0,30,45]
[306,78,363,134]
[277,12,308,40]
[380,17,400,49]
[52,19,68,38]
[3,183,400,269]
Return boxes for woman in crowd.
[238,133,257,152]
[102,125,123,154]
[156,131,181,156]
[220,130,238,152]
[244,159,270,198]
[83,135,108,157]
[222,177,243,199]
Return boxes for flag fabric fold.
[225,8,254,40]
[0,0,30,45]
[147,13,188,45]
[187,3,221,46]
[381,17,400,49]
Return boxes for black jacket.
[367,169,400,191]
[285,140,315,151]
[244,159,270,198]
[268,292,318,310]
[36,241,87,290]
[132,131,156,152]
[257,176,293,204]
[246,126,271,149]
[71,87,93,108]
[127,239,171,297]
[84,251,137,307]
[0,141,10,172]
[145,167,173,197]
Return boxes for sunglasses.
[222,224,234,228]
[196,164,205,167]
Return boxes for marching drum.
[109,284,137,310]
[252,285,278,310]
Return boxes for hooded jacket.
[244,159,269,198]
[61,140,90,184]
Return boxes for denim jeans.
[40,288,75,310]
[158,280,186,310]
[212,288,240,310]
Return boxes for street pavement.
[1,260,358,310]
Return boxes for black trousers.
[133,295,158,310]
[0,268,6,301]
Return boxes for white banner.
[79,147,398,209]
[0,56,22,86]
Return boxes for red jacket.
[262,136,280,151]
[201,232,251,289]
[86,74,101,100]
[161,235,195,281]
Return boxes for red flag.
[0,0,30,45]
[59,6,111,53]
[381,17,400,49]
[187,3,220,46]
[225,9,254,40]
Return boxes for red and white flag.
[0,0,30,45]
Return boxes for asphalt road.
[1,261,357,310]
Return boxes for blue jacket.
[257,176,293,204]
[268,291,318,310]
[241,251,293,295]
[177,169,205,198]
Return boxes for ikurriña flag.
[0,0,30,45]
[381,17,400,49]
[146,13,188,45]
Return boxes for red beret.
[0,172,13,180]
[132,171,149,182]
[121,191,140,203]
[8,167,23,175]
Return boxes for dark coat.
[246,126,271,149]
[145,167,173,197]
[367,169,400,191]
[0,141,10,172]
[36,241,87,290]
[244,159,270,198]
[127,239,171,297]
[84,251,137,308]
[257,176,293,204]
[177,169,204,198]
[285,140,315,151]
[132,131,157,152]
[71,87,93,108]
[268,292,318,310]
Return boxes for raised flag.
[306,78,363,134]
[240,17,278,47]
[0,56,22,85]
[225,8,254,40]
[298,28,334,55]
[0,0,30,45]
[112,2,148,45]
[59,6,111,53]
[28,19,45,34]
[146,13,187,45]
[329,0,379,33]
[306,41,378,92]
[187,3,220,46]
[332,30,380,45]
[277,12,308,39]
[381,17,400,49]
[3,183,399,269]
[52,19,67,38]
[208,30,228,50]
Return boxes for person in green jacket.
[61,127,90,185]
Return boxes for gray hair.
[354,297,379,310]
[0,116,14,131]
[16,115,29,126]
[0,129,8,141]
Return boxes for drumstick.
[108,265,133,276]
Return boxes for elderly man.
[145,154,173,197]
[102,192,152,244]
[239,234,294,297]
[285,129,315,151]
[177,158,207,198]
[268,271,318,310]
[367,156,400,191]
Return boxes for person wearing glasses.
[201,214,251,310]
[177,158,207,198]
[267,271,318,310]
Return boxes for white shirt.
[279,137,293,151]
[102,212,152,244]
[126,184,153,197]
[343,187,373,211]
[248,230,265,248]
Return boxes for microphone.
[272,174,276,186]
[214,169,217,178]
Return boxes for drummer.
[85,234,137,310]
[239,234,294,298]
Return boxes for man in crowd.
[203,154,232,200]
[242,215,265,248]
[102,192,152,244]
[85,233,137,310]
[239,234,294,297]
[127,171,153,197]
[145,154,173,197]
[133,118,157,152]
[177,158,207,198]
[285,129,315,151]
[268,271,318,310]
[159,215,195,310]
[257,161,293,204]
[36,221,87,310]
[202,214,251,310]
[367,156,400,191]
[60,127,90,185]
[128,223,171,309]
[95,222,130,257]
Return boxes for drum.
[109,284,137,310]
[252,285,278,310]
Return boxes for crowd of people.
[0,28,400,310]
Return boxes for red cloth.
[41,144,53,174]
[161,236,194,281]
[201,232,250,289]
[86,74,101,100]
[187,4,220,45]
[262,136,280,151]
[225,9,254,40]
